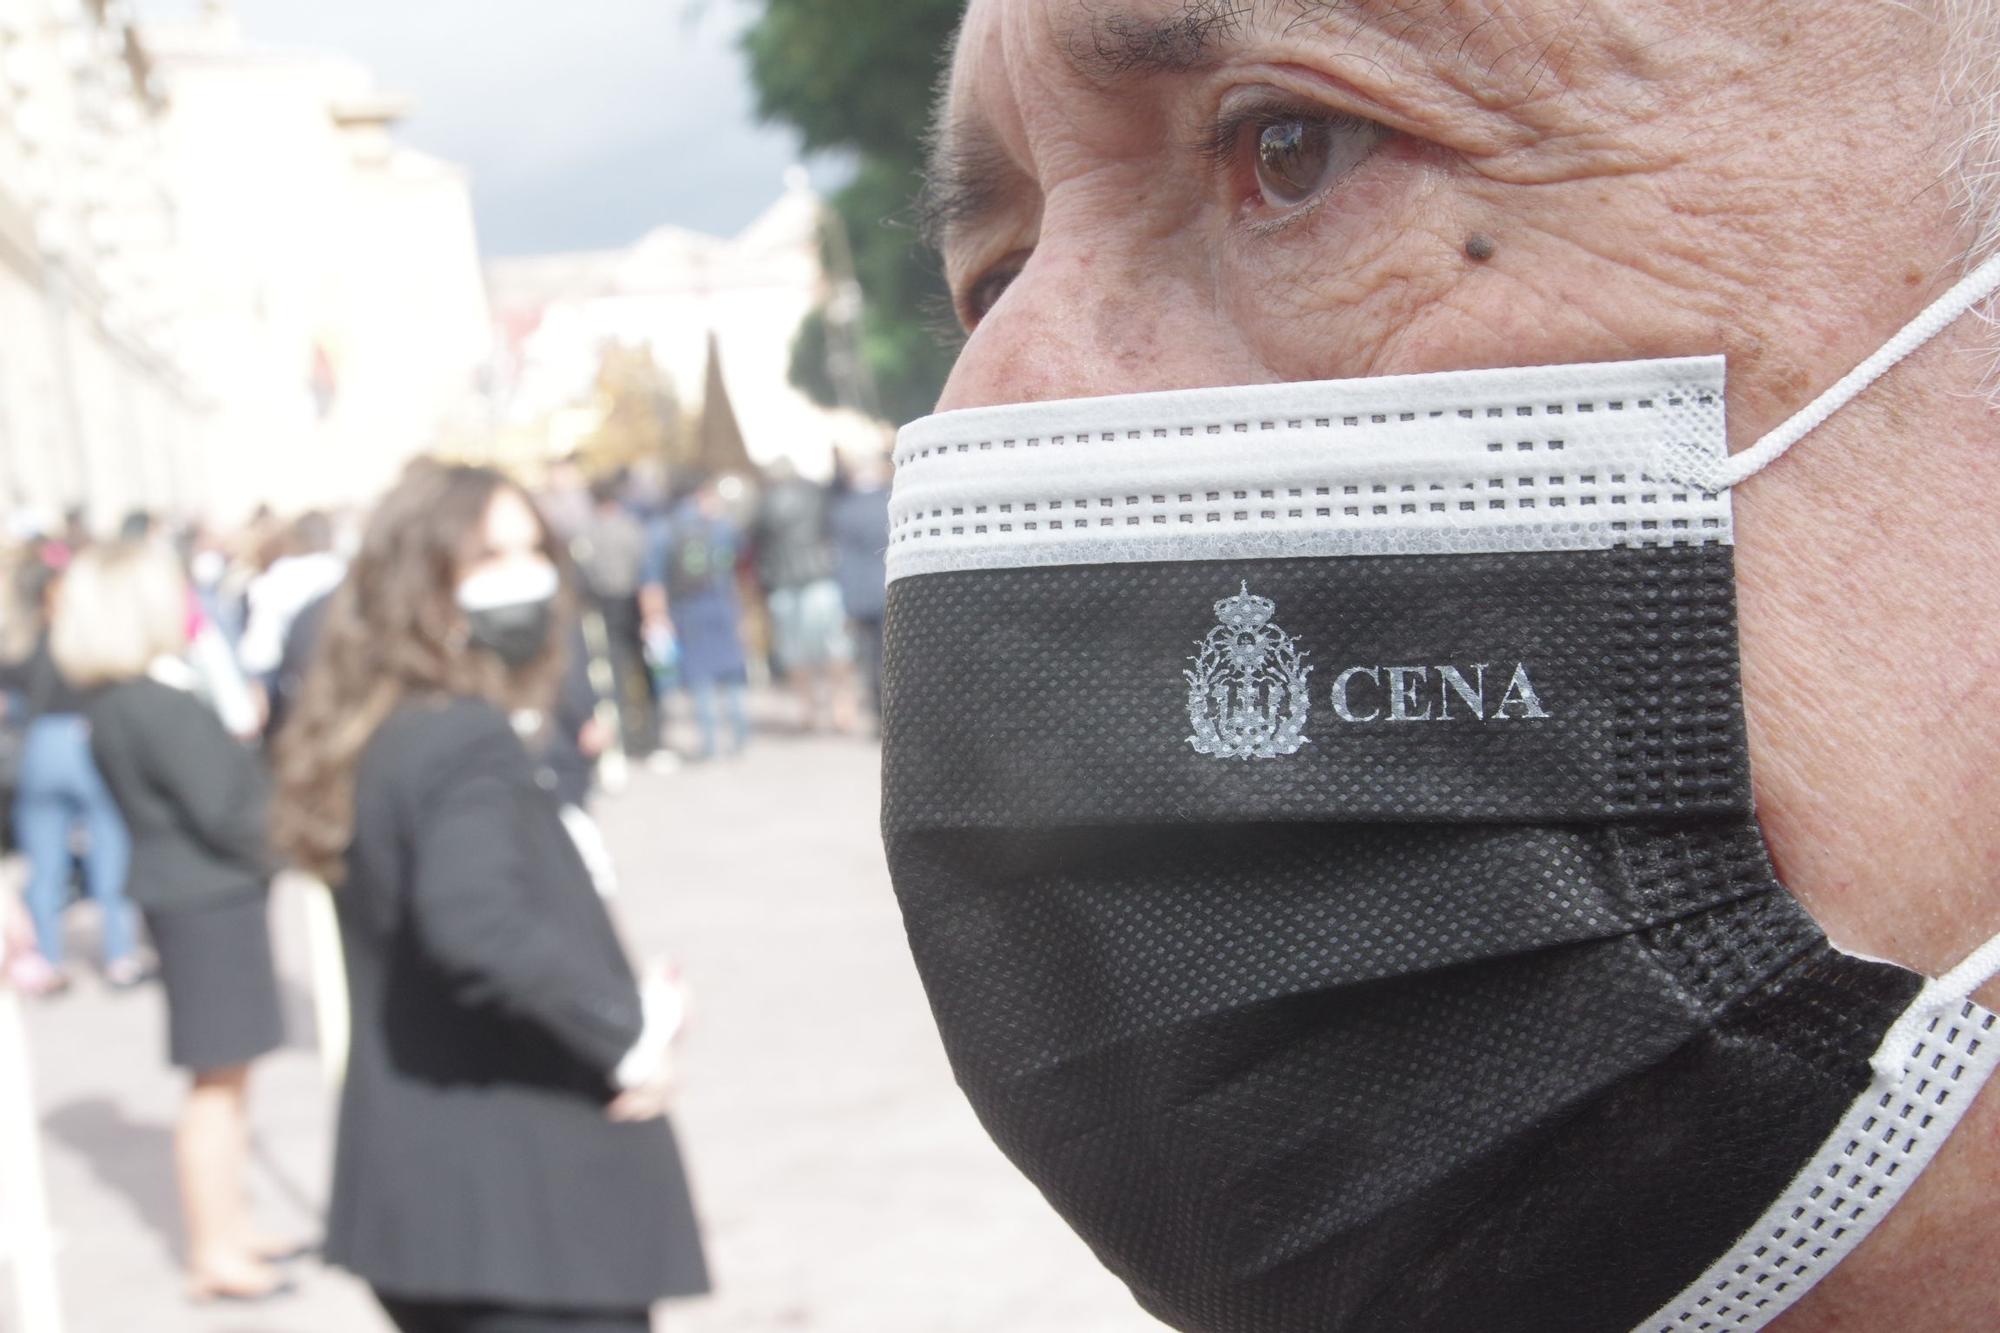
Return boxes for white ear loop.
[1870,927,2000,1081]
[1718,251,2000,489]
[1641,262,2000,1327]
[1642,937,2000,1333]
[1724,254,2000,1060]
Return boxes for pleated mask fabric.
[878,300,2000,1333]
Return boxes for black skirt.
[377,1296,652,1333]
[144,891,284,1072]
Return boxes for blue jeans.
[15,715,135,965]
[686,679,747,759]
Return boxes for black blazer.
[323,695,706,1308]
[85,677,270,911]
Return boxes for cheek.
[939,194,1265,409]
[457,554,505,588]
[941,265,1205,409]
[1219,150,1736,384]
[1217,153,1475,379]
[455,551,552,598]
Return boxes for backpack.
[665,517,732,603]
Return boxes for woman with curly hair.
[273,462,708,1333]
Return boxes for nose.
[934,238,1256,414]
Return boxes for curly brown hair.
[271,461,573,883]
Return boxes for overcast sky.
[136,0,835,255]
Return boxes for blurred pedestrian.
[574,473,657,759]
[826,449,891,726]
[186,524,245,647]
[51,541,291,1303]
[184,579,266,742]
[550,620,621,898]
[751,460,856,733]
[55,507,89,560]
[273,462,709,1333]
[0,545,139,995]
[642,477,749,761]
[238,510,345,688]
[263,585,332,749]
[538,454,593,548]
[547,619,611,808]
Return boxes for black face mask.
[457,562,559,669]
[877,353,2000,1333]
[464,599,553,668]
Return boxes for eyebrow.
[917,117,1018,252]
[1069,0,1263,82]
[920,1,1325,252]
[919,1,1480,255]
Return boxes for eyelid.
[1199,91,1388,233]
[961,249,1031,330]
[1198,98,1373,170]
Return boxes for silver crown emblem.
[1185,583,1312,759]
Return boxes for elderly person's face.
[915,3,2000,1329]
[929,0,1955,423]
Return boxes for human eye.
[1205,99,1387,218]
[960,249,1030,330]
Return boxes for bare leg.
[178,1064,282,1298]
[800,665,823,731]
[828,657,860,735]
[787,670,815,732]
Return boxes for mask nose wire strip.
[1871,927,2000,1081]
[1719,251,2000,490]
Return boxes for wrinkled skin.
[926,1,2000,1327]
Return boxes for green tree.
[742,0,965,425]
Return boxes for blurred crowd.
[0,447,891,1329]
[541,449,894,766]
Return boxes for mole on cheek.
[1464,233,1497,263]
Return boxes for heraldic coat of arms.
[1185,583,1313,759]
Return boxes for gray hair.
[1918,0,2000,268]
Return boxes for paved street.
[4,727,1161,1333]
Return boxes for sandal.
[252,1234,318,1263]
[103,957,154,990]
[187,1265,296,1305]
